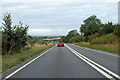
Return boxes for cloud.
[28,29,52,36]
[1,0,118,36]
[28,28,72,36]
[29,29,52,32]
[1,0,119,3]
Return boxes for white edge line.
[65,45,119,80]
[75,50,120,79]
[71,45,120,79]
[5,46,54,79]
[70,44,120,79]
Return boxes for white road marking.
[66,45,120,80]
[4,46,54,79]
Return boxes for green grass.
[2,44,55,72]
[75,43,118,54]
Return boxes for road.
[4,44,119,79]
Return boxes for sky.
[0,0,119,36]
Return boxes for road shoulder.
[1,46,55,79]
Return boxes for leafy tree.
[69,35,85,43]
[98,22,115,36]
[2,13,29,54]
[65,30,79,42]
[80,15,102,41]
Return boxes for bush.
[88,33,99,41]
[36,39,47,45]
[29,39,36,46]
[113,25,120,37]
[90,33,118,44]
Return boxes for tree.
[69,35,85,43]
[80,15,102,41]
[2,13,29,54]
[14,22,29,50]
[98,22,116,36]
[2,13,13,54]
[65,30,79,42]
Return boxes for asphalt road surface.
[4,44,119,80]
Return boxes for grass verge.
[74,43,118,54]
[2,44,55,72]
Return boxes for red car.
[57,41,64,47]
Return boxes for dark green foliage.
[88,22,119,44]
[98,22,115,36]
[61,36,66,42]
[63,15,117,44]
[65,30,79,42]
[66,30,79,39]
[113,24,120,37]
[2,13,29,54]
[69,35,85,43]
[61,30,79,43]
[80,15,102,41]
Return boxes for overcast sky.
[0,0,119,36]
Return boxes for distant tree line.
[61,15,119,43]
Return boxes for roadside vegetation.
[74,43,118,54]
[0,29,1,72]
[2,13,29,54]
[1,13,55,72]
[90,33,118,44]
[2,43,54,72]
[61,15,119,54]
[0,31,1,47]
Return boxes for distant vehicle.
[57,41,64,47]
